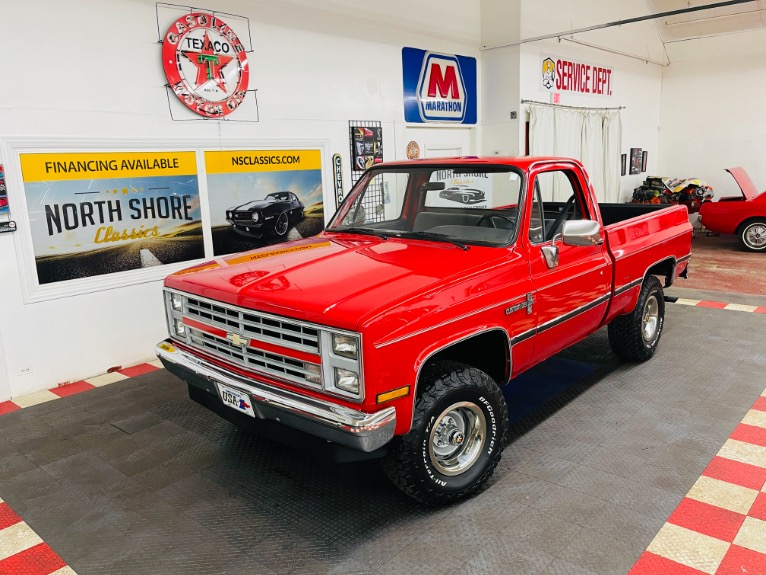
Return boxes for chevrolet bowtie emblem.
[226,333,249,347]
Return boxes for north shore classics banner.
[21,151,204,284]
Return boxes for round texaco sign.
[162,12,249,118]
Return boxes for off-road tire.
[738,218,766,252]
[382,361,509,506]
[608,275,665,362]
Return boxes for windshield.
[327,165,525,247]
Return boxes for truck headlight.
[174,319,186,337]
[320,330,363,401]
[171,293,183,311]
[332,334,358,360]
[334,368,359,395]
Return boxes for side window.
[528,170,587,244]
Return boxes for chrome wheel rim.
[744,223,766,249]
[642,295,659,342]
[428,401,486,476]
[275,213,288,235]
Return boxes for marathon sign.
[540,53,614,97]
[403,47,477,124]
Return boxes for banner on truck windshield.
[204,149,324,256]
[540,53,614,97]
[20,151,203,285]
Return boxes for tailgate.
[604,204,692,316]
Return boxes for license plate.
[217,383,255,418]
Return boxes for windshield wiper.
[332,227,389,239]
[394,231,469,251]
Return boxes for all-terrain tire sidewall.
[383,362,509,505]
[417,387,502,496]
[608,275,665,362]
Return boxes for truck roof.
[372,156,584,170]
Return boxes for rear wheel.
[608,275,665,362]
[739,219,766,252]
[382,361,508,506]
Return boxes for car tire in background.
[738,218,766,252]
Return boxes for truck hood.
[726,167,761,201]
[165,234,509,331]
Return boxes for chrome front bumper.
[155,340,396,452]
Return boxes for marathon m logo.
[402,47,477,124]
[417,53,466,122]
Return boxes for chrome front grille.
[231,212,252,221]
[176,293,321,388]
[185,296,319,354]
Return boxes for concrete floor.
[1,300,764,575]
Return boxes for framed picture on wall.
[620,154,627,176]
[641,151,648,173]
[630,148,642,175]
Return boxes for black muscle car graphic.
[226,192,304,238]
[438,186,486,205]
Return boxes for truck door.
[525,164,611,364]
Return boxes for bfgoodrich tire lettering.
[608,275,665,362]
[382,361,509,505]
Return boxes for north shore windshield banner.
[204,149,324,256]
[20,151,203,284]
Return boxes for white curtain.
[528,104,622,203]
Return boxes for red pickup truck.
[156,157,692,505]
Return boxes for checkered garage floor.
[1,301,765,575]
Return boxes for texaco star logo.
[162,12,249,118]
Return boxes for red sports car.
[699,168,766,252]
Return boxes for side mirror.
[561,220,603,246]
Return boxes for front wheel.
[382,361,508,506]
[272,212,289,237]
[608,275,665,362]
[739,219,766,252]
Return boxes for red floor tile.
[118,363,159,378]
[696,300,729,309]
[0,401,20,416]
[749,492,766,522]
[0,543,66,575]
[50,380,95,398]
[704,456,766,491]
[0,502,22,530]
[667,497,746,543]
[629,551,709,575]
[716,544,766,575]
[730,423,766,448]
[753,397,766,413]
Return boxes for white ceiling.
[648,0,766,42]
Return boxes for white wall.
[659,29,766,198]
[480,0,666,201]
[0,0,481,400]
[519,40,664,201]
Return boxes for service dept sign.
[402,47,477,124]
[162,12,249,118]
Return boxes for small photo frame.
[620,154,627,176]
[630,148,642,175]
[641,150,648,173]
